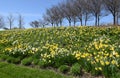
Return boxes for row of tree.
[0,13,48,29]
[0,14,24,29]
[30,19,48,28]
[43,0,120,27]
[1,0,120,29]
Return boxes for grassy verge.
[0,62,72,78]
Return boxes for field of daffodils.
[0,26,120,78]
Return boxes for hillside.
[0,26,120,78]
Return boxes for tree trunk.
[56,22,59,27]
[51,23,53,27]
[98,15,100,26]
[95,14,98,26]
[74,20,76,27]
[60,20,62,26]
[78,15,83,26]
[113,11,117,26]
[69,20,71,26]
[116,12,119,25]
[78,18,83,26]
[85,20,87,26]
[85,13,88,26]
[10,23,12,29]
[80,18,83,26]
[113,14,116,25]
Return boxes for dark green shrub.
[6,56,21,64]
[112,72,120,78]
[38,60,49,68]
[102,65,119,78]
[0,54,3,61]
[12,58,21,64]
[32,59,39,65]
[58,65,70,74]
[21,57,33,66]
[53,55,77,68]
[0,54,9,61]
[6,56,15,63]
[70,63,82,76]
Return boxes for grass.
[0,62,72,78]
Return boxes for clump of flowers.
[4,40,39,58]
[73,36,120,77]
[40,43,76,67]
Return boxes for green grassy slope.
[0,62,71,78]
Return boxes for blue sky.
[0,0,63,28]
[0,0,113,28]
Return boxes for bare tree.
[66,0,77,26]
[88,0,103,26]
[117,2,120,25]
[30,20,40,28]
[103,0,120,25]
[56,3,65,26]
[51,5,65,26]
[42,0,120,27]
[118,11,120,24]
[7,14,14,29]
[39,19,48,28]
[82,0,93,26]
[59,0,73,26]
[18,14,24,29]
[43,9,55,27]
[50,6,60,26]
[74,0,84,26]
[0,15,5,28]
